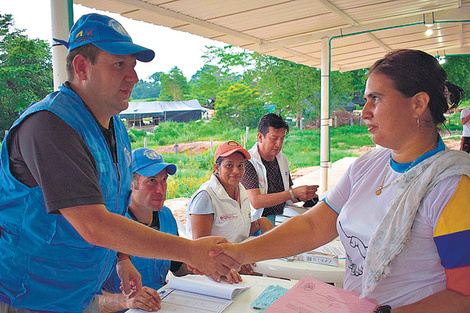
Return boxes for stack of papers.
[264,276,378,313]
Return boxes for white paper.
[167,275,250,300]
[127,276,251,313]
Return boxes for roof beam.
[316,0,358,26]
[459,22,464,47]
[338,43,470,72]
[260,6,470,51]
[316,0,391,51]
[112,0,266,45]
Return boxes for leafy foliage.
[442,55,470,98]
[215,83,264,127]
[0,13,53,139]
[253,53,321,125]
[131,72,163,100]
[158,67,191,101]
[189,64,222,107]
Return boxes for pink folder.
[264,276,379,313]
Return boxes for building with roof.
[119,100,203,127]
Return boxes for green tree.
[202,45,254,76]
[200,45,367,127]
[330,69,367,108]
[159,67,190,101]
[189,64,222,107]
[215,83,264,127]
[442,55,470,100]
[131,71,163,100]
[253,53,321,126]
[0,13,53,139]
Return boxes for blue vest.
[103,206,178,299]
[0,85,133,313]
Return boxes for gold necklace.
[375,161,416,195]
[375,140,438,196]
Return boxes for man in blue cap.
[99,148,190,313]
[0,13,238,313]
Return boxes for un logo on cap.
[143,149,162,160]
[108,19,130,37]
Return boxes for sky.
[1,0,227,80]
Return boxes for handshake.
[185,236,247,282]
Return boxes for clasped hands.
[187,236,246,283]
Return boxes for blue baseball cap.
[132,148,177,177]
[54,13,155,62]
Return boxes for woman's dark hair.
[369,49,464,125]
[66,43,101,81]
[215,151,247,166]
[258,113,289,136]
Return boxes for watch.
[374,305,391,313]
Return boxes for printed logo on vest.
[220,213,238,221]
[124,147,132,166]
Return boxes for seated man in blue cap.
[0,13,238,313]
[99,148,190,313]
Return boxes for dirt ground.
[156,141,222,155]
[164,138,462,226]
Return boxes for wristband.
[117,253,131,262]
[288,188,295,202]
[374,305,391,313]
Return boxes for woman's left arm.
[190,214,214,239]
[392,289,470,312]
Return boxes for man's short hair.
[258,113,289,136]
[66,44,101,81]
[132,172,141,184]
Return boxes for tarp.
[120,100,202,122]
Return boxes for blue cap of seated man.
[132,148,177,177]
[54,13,155,62]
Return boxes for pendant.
[375,189,382,195]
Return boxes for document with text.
[264,276,378,313]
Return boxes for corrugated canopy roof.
[75,0,470,71]
[120,100,202,116]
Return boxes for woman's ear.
[413,92,430,117]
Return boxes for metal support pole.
[320,37,331,194]
[245,126,249,148]
[51,0,72,90]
